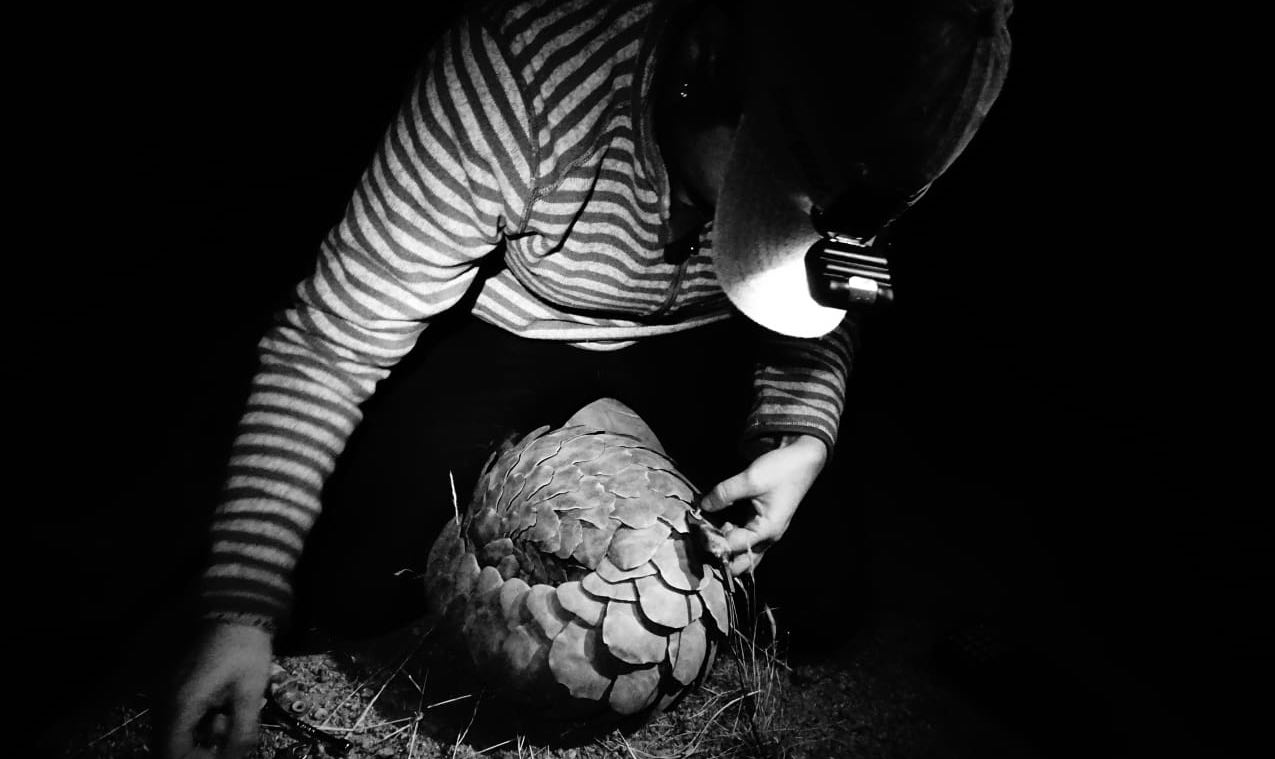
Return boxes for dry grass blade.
[350,626,433,732]
[477,737,514,754]
[618,744,682,759]
[406,665,428,759]
[678,688,762,757]
[367,720,415,747]
[427,693,474,710]
[84,707,150,748]
[451,692,483,757]
[619,731,640,758]
[450,470,461,525]
[407,671,427,695]
[317,665,391,731]
[323,716,416,733]
[350,661,400,732]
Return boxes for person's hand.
[699,434,828,576]
[163,622,273,759]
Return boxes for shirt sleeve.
[743,317,858,453]
[199,15,536,631]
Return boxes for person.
[161,0,1012,756]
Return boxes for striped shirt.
[201,0,856,630]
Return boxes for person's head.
[651,1,748,212]
[654,0,1014,336]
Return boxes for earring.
[677,80,691,100]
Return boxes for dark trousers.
[291,315,759,640]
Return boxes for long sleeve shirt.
[201,0,855,631]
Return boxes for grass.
[59,485,860,758]
[59,581,848,759]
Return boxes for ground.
[32,385,1229,759]
[38,470,1197,759]
[47,608,1047,759]
[30,369,1235,758]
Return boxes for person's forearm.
[199,318,404,630]
[744,317,857,452]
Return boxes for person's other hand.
[700,434,827,575]
[163,622,272,759]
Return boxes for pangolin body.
[424,398,731,722]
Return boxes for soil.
[31,417,1232,759]
[46,611,1044,759]
[36,475,1199,759]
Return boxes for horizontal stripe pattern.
[201,0,855,631]
[746,320,857,451]
[200,11,536,629]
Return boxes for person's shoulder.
[476,0,658,70]
[478,0,655,34]
[461,0,661,182]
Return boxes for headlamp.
[804,187,916,310]
[806,233,894,309]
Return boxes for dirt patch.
[52,602,1047,759]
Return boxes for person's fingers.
[721,518,780,576]
[723,524,766,554]
[164,725,193,759]
[700,470,763,512]
[729,548,764,576]
[224,684,263,759]
[164,688,208,759]
[205,713,229,748]
[188,705,232,757]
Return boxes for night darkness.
[16,4,1259,758]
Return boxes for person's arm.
[163,14,535,759]
[743,319,856,451]
[202,15,535,635]
[700,318,856,575]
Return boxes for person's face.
[653,3,744,213]
[665,122,735,211]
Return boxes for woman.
[163,1,1011,756]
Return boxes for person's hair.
[819,0,1014,189]
[739,0,1013,226]
[652,0,749,131]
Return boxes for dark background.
[17,4,1258,757]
